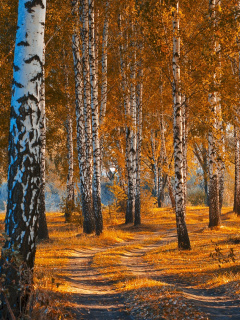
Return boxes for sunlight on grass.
[0,206,239,319]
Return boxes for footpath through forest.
[63,208,240,320]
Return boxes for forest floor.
[0,206,240,319]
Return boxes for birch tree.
[151,129,159,198]
[72,0,95,233]
[64,58,75,223]
[208,0,221,228]
[172,1,191,250]
[119,13,134,223]
[100,1,109,125]
[38,45,49,240]
[89,0,103,235]
[0,0,46,317]
[135,44,143,226]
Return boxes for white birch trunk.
[129,26,137,221]
[119,14,133,223]
[100,1,109,124]
[64,61,75,222]
[182,97,188,208]
[151,129,158,198]
[38,44,49,240]
[99,2,109,172]
[160,114,176,208]
[172,1,191,250]
[89,0,103,235]
[135,54,143,226]
[72,0,95,233]
[234,125,240,215]
[80,0,95,233]
[208,0,221,227]
[0,1,46,317]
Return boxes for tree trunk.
[89,0,103,235]
[151,129,158,198]
[0,1,46,317]
[234,126,240,215]
[38,45,49,240]
[160,114,176,208]
[182,97,188,207]
[100,1,109,124]
[208,0,221,227]
[135,56,143,226]
[65,112,75,222]
[63,58,75,223]
[119,14,133,224]
[80,0,95,233]
[172,1,191,250]
[129,25,137,223]
[99,1,109,171]
[208,130,221,227]
[72,0,95,233]
[193,143,209,205]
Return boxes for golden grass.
[0,206,239,319]
[91,206,240,319]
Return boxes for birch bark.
[72,0,95,233]
[89,0,103,235]
[38,45,49,240]
[234,2,240,215]
[119,14,133,223]
[0,0,46,317]
[182,98,188,208]
[208,0,221,227]
[100,1,109,125]
[151,129,159,198]
[135,59,143,226]
[64,61,75,223]
[129,26,137,221]
[172,1,191,250]
[234,125,240,215]
[80,0,95,233]
[99,1,109,171]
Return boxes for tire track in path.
[120,232,240,320]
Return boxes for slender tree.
[38,45,49,240]
[208,0,221,228]
[72,0,95,233]
[151,129,159,198]
[234,125,240,214]
[64,57,75,222]
[89,0,103,235]
[172,0,191,250]
[0,0,46,317]
[135,45,143,225]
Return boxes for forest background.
[0,0,237,213]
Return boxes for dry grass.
[0,206,239,319]
[91,206,240,319]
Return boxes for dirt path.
[65,229,240,320]
[64,247,133,319]
[120,232,240,320]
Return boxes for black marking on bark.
[17,93,38,104]
[13,64,20,72]
[17,41,30,47]
[37,107,41,123]
[29,131,34,142]
[31,72,43,82]
[24,55,42,66]
[26,32,28,38]
[12,80,24,88]
[25,0,45,13]
[40,22,45,26]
